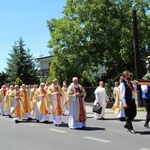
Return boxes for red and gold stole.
[55,87,62,116]
[39,89,49,114]
[74,87,85,122]
[23,90,30,113]
[3,89,6,97]
[15,91,23,118]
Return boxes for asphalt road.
[0,106,150,150]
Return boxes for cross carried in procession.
[135,56,150,85]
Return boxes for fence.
[84,86,96,102]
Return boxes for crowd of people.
[0,70,150,134]
[0,77,86,129]
[112,70,150,134]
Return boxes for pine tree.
[6,37,39,85]
[0,72,8,86]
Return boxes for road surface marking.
[139,148,150,150]
[84,136,111,143]
[48,128,67,133]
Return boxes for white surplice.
[94,86,109,119]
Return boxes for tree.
[0,72,8,86]
[6,37,39,85]
[47,0,150,86]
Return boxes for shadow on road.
[61,122,69,127]
[103,118,120,121]
[133,119,145,122]
[102,118,145,122]
[136,131,150,135]
[79,126,106,131]
[18,119,53,124]
[87,116,93,119]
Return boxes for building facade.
[36,56,53,82]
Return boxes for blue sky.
[0,0,66,72]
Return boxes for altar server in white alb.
[94,81,109,120]
[66,77,87,129]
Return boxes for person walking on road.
[48,79,63,126]
[66,77,87,129]
[93,81,109,120]
[141,84,150,128]
[112,76,126,121]
[120,70,137,134]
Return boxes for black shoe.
[124,124,129,129]
[36,120,39,123]
[15,120,19,123]
[27,117,32,121]
[120,117,126,121]
[55,124,61,127]
[100,117,105,120]
[144,124,150,129]
[8,115,13,118]
[44,121,49,123]
[129,129,136,134]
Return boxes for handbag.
[92,104,102,114]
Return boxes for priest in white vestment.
[62,81,68,116]
[20,84,32,119]
[12,85,24,123]
[0,85,7,116]
[48,79,63,126]
[4,85,15,118]
[66,77,87,129]
[94,81,109,120]
[35,83,50,123]
[30,85,38,116]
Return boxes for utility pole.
[132,9,141,107]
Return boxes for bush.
[15,77,23,86]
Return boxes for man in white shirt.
[120,70,136,134]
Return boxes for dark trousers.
[143,99,150,124]
[124,100,137,129]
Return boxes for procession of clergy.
[1,71,150,134]
[0,77,87,129]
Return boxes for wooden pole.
[132,9,141,106]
